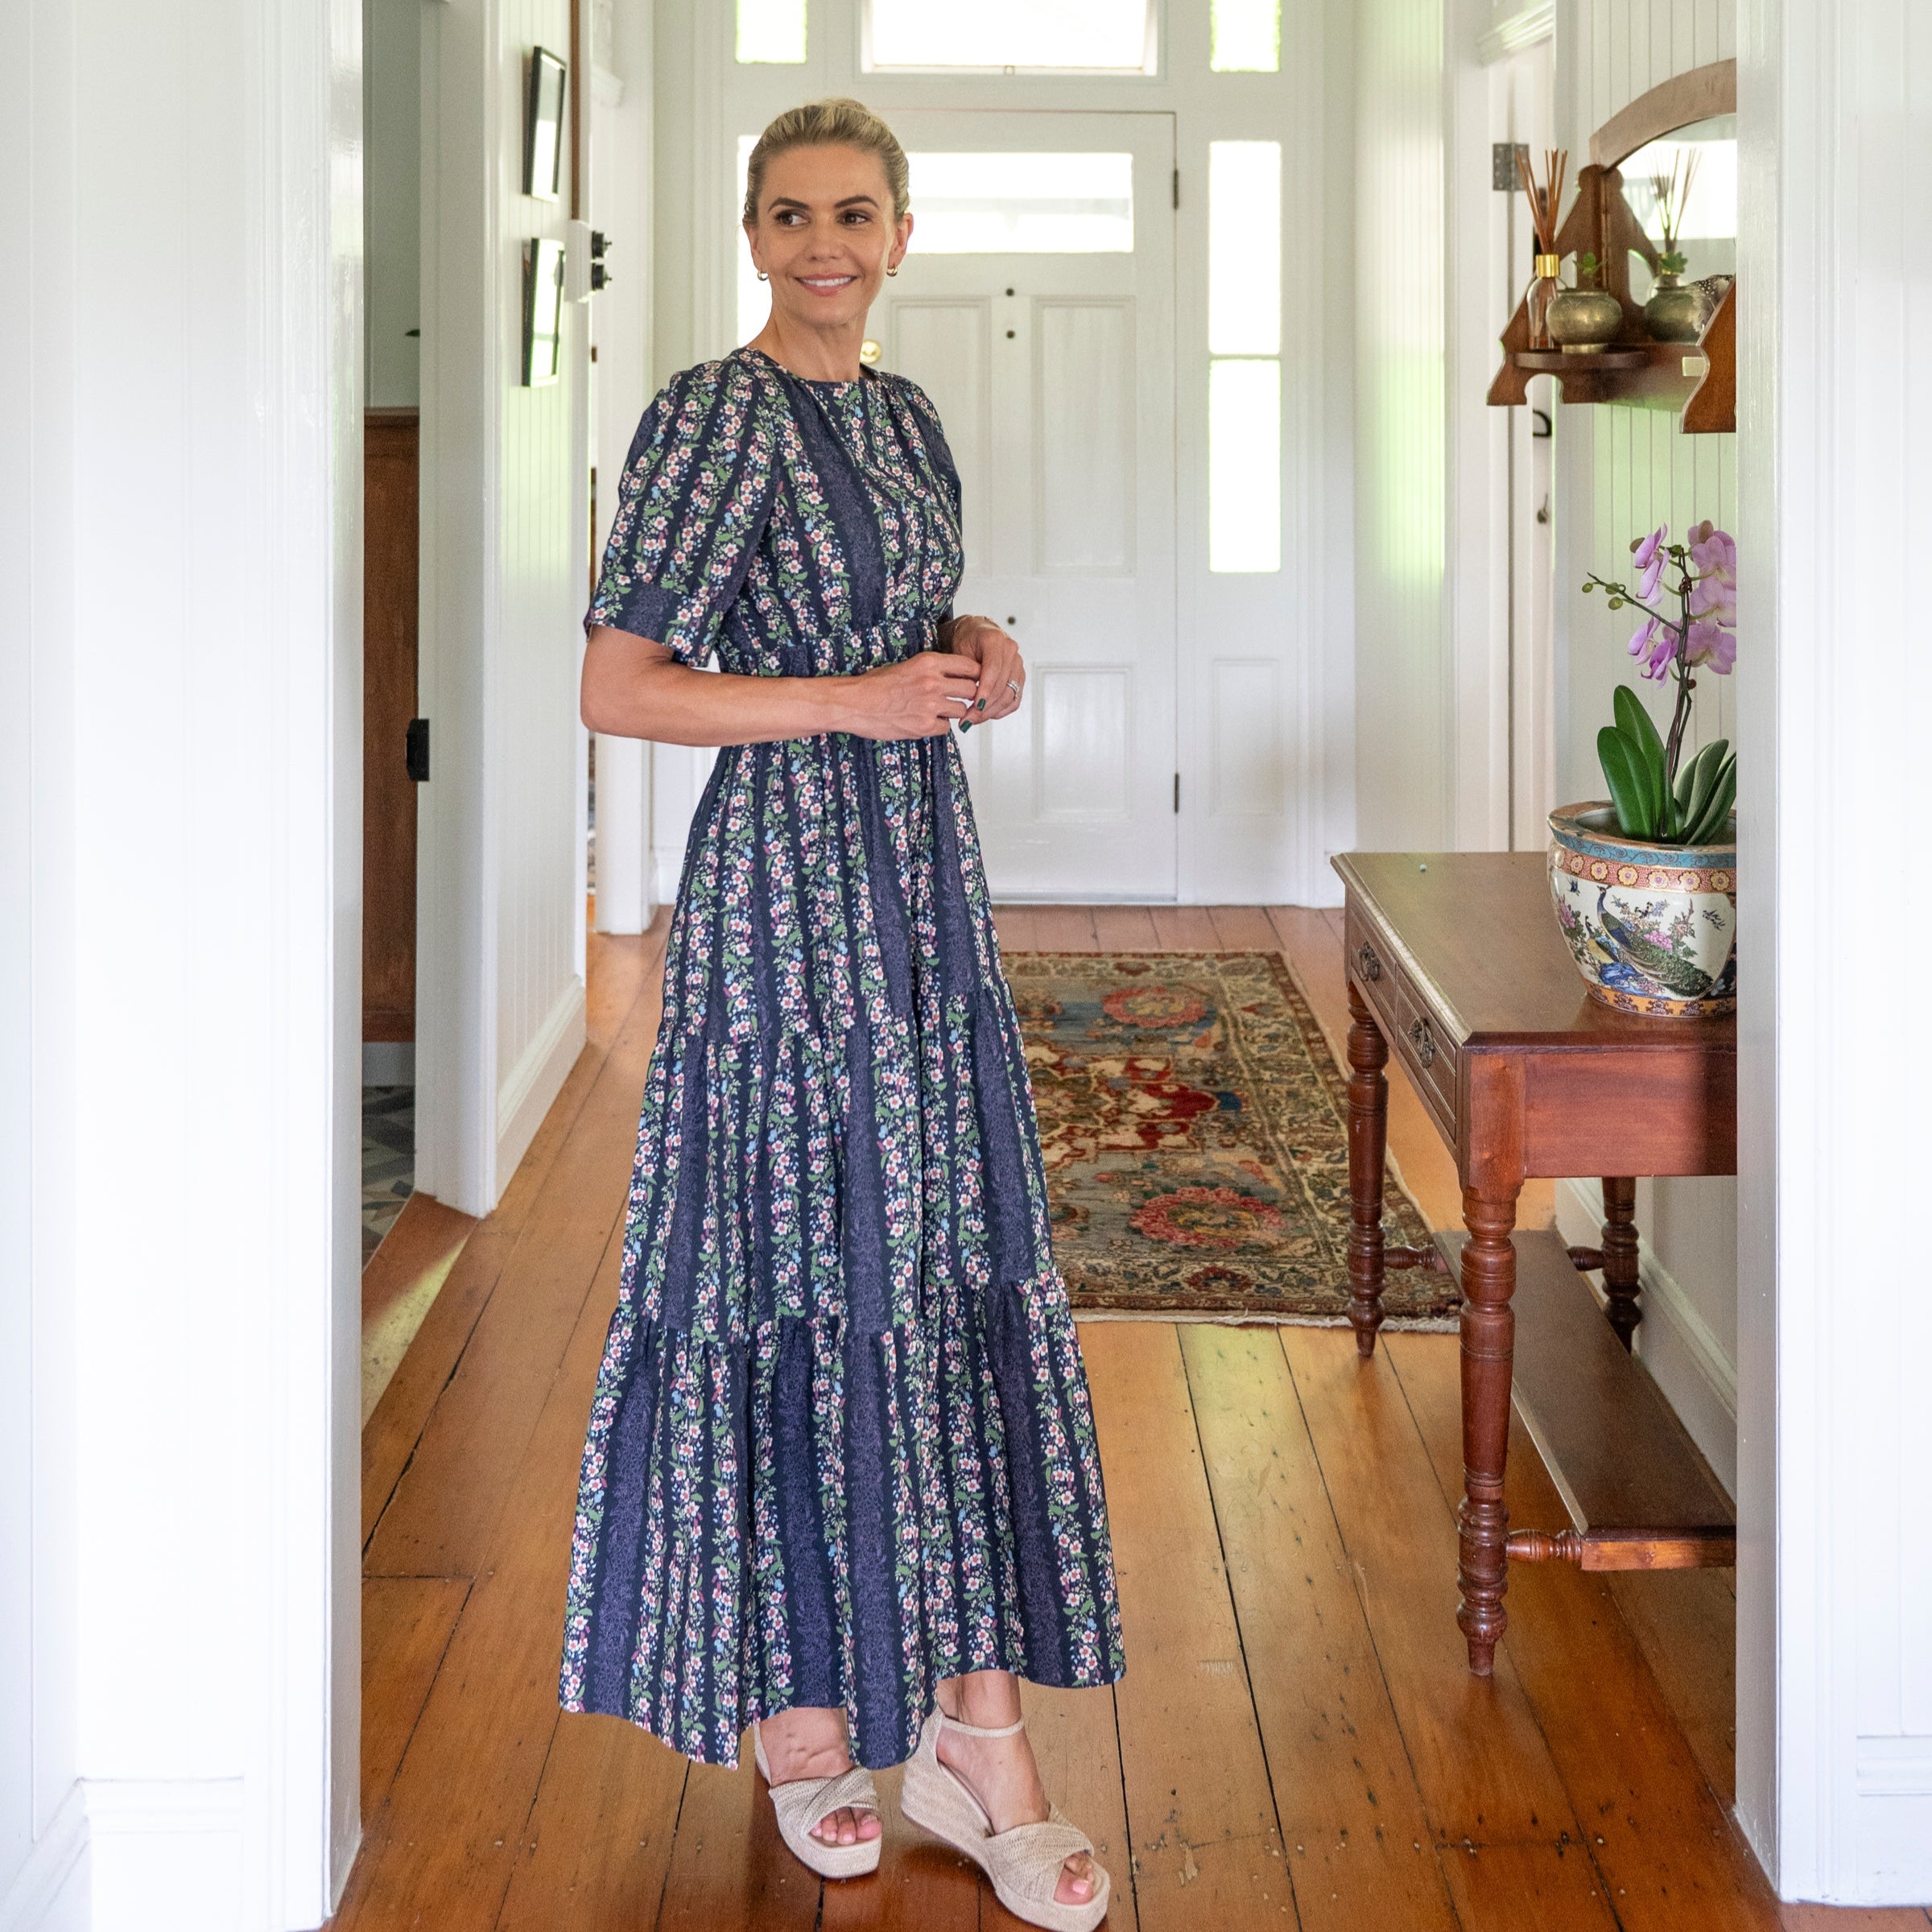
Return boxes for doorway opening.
[361,0,425,1265]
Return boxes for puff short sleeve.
[586,359,778,667]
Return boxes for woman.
[558,98,1123,1932]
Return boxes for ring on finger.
[1006,679,1022,699]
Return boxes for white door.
[877,112,1177,900]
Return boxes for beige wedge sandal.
[899,1707,1111,1932]
[751,1724,883,1880]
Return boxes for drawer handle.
[1406,1016,1437,1068]
[1356,942,1382,983]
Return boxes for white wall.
[2,0,361,1922]
[1352,0,1451,849]
[1547,0,1741,1494]
[589,0,659,937]
[415,0,589,1216]
[1736,0,1932,1898]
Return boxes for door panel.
[892,299,993,572]
[1036,301,1136,572]
[880,110,1176,899]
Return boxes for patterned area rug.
[1006,951,1456,1325]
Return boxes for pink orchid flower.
[1686,617,1736,674]
[1690,572,1737,622]
[1687,522,1736,576]
[1631,523,1668,573]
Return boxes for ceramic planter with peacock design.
[1548,804,1736,1018]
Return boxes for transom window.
[864,0,1157,74]
[907,152,1134,254]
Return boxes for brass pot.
[1644,271,1712,344]
[1547,286,1624,353]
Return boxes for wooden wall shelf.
[1500,296,1732,426]
[1488,58,1740,436]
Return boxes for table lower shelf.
[1434,1228,1736,1573]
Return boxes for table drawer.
[1346,912,1459,1132]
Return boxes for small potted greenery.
[1548,522,1738,1017]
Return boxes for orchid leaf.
[1598,726,1654,840]
[1683,738,1729,828]
[1675,737,1724,814]
[1612,687,1668,830]
[1686,757,1736,844]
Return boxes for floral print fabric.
[558,347,1125,1770]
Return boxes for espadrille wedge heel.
[898,1707,1111,1932]
[751,1724,882,1880]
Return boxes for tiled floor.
[362,1084,415,1266]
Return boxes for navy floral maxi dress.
[557,345,1126,1771]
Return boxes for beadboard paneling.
[1555,0,1739,1488]
[1353,0,1451,848]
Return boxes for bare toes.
[1059,1855,1096,1904]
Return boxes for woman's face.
[745,142,912,336]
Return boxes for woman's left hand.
[940,615,1026,725]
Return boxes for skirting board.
[1554,1177,1738,1499]
[496,978,587,1191]
[0,1781,89,1932]
[0,1779,251,1932]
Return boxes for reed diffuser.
[1515,147,1568,349]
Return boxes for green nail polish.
[976,697,987,711]
[959,720,972,733]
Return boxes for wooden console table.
[1333,852,1737,1674]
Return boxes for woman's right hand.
[834,651,981,740]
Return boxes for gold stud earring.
[757,270,769,282]
[886,265,899,278]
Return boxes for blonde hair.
[742,97,910,225]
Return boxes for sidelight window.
[1208,141,1282,572]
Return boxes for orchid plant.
[1581,520,1738,844]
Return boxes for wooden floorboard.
[339,903,1921,1930]
[1179,1324,1457,1932]
[363,928,666,1577]
[1387,1327,1777,1930]
[1435,1839,1621,1930]
[495,1711,689,1932]
[1092,904,1161,949]
[1080,1323,1288,1929]
[1277,1327,1582,1847]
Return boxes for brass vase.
[1644,271,1712,344]
[1547,285,1624,353]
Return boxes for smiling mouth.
[797,274,857,290]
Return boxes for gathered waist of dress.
[741,609,943,679]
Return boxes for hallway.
[341,911,1910,1932]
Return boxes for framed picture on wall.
[524,47,566,200]
[522,238,566,386]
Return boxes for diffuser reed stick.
[1515,147,1569,348]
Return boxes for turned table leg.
[1345,981,1390,1357]
[1457,1181,1522,1675]
[1599,1177,1641,1350]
